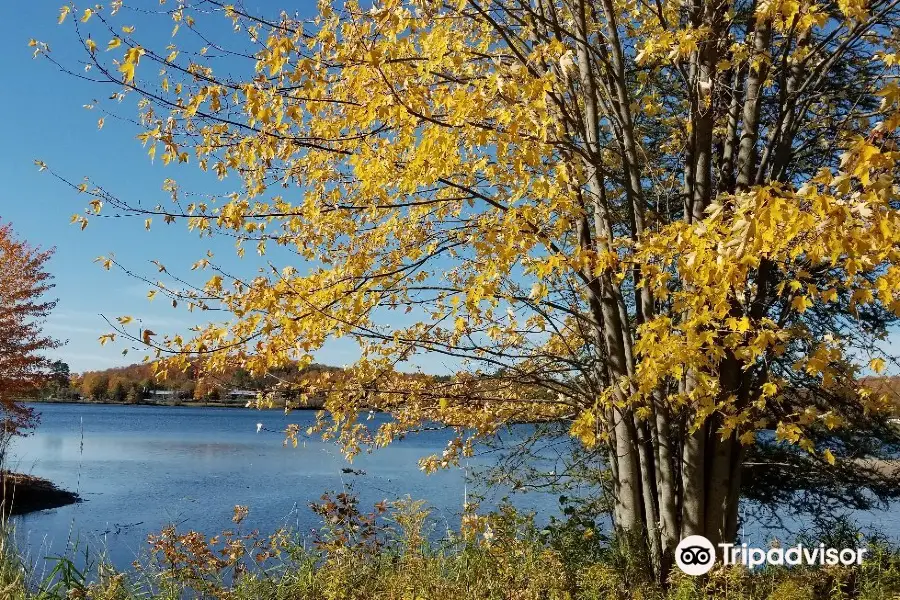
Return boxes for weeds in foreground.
[3,496,900,600]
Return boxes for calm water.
[9,403,900,574]
[8,403,558,571]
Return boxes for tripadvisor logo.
[675,535,868,576]
[675,535,717,575]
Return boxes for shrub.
[3,499,900,600]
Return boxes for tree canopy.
[0,222,59,442]
[37,0,900,580]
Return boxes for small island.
[1,471,79,516]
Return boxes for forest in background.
[34,359,900,420]
[36,360,452,409]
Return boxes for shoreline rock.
[1,471,80,516]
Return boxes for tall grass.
[2,496,900,600]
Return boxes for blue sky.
[0,2,368,372]
[2,3,896,377]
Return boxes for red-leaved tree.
[0,222,59,465]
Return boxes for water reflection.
[9,403,555,571]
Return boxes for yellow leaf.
[791,295,810,313]
[870,358,886,373]
[108,38,122,51]
[122,25,135,34]
[145,218,152,230]
[823,449,836,466]
[81,8,93,22]
[569,410,597,447]
[94,255,112,270]
[97,117,104,129]
[823,413,842,430]
[58,6,70,24]
[455,317,466,333]
[119,61,135,84]
[86,38,97,53]
[117,316,134,325]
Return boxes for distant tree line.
[40,362,368,407]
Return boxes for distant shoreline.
[26,397,320,410]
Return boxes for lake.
[8,403,900,575]
[7,402,559,572]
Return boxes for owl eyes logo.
[680,545,711,565]
[675,535,716,575]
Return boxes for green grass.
[3,498,900,600]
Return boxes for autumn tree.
[40,359,73,399]
[108,376,128,402]
[0,222,59,463]
[49,359,70,387]
[79,371,109,401]
[39,0,900,581]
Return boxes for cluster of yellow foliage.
[36,0,900,486]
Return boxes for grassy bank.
[2,497,900,600]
